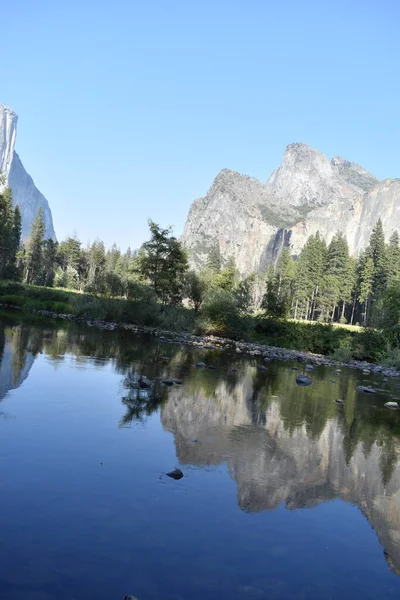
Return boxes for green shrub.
[198,289,244,338]
[330,340,353,363]
[0,294,25,307]
[381,345,400,369]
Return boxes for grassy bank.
[0,280,396,365]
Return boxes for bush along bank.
[0,281,399,377]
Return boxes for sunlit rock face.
[0,104,55,239]
[181,142,398,275]
[161,367,400,575]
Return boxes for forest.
[1,185,400,363]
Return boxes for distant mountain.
[0,104,55,239]
[181,143,392,274]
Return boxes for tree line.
[264,219,400,328]
[2,182,400,331]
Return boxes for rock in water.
[257,365,267,371]
[296,375,312,386]
[195,361,206,368]
[335,399,344,405]
[124,596,139,600]
[162,379,174,386]
[384,402,399,410]
[0,104,55,239]
[166,468,184,480]
[305,364,314,371]
[356,385,377,394]
[138,376,151,389]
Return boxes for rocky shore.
[2,303,399,377]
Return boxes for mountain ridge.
[0,103,55,239]
[182,142,392,274]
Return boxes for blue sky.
[2,0,399,249]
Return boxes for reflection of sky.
[1,324,400,599]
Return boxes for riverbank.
[1,300,399,378]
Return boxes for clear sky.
[2,0,399,250]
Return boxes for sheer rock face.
[0,104,55,239]
[182,143,390,274]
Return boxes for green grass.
[0,280,395,364]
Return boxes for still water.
[1,312,400,599]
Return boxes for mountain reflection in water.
[1,311,400,598]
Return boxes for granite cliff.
[182,142,393,274]
[0,104,55,239]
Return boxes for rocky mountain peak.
[265,142,356,210]
[182,141,397,276]
[331,156,379,192]
[0,103,55,239]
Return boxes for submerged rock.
[195,361,206,368]
[305,364,314,371]
[296,375,312,386]
[257,365,267,371]
[162,379,174,386]
[138,376,151,389]
[335,399,344,405]
[356,385,377,394]
[384,402,399,410]
[166,468,184,480]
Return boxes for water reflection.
[1,311,400,580]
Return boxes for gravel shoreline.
[2,304,399,378]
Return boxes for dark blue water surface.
[1,312,400,599]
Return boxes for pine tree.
[387,230,400,285]
[263,248,295,318]
[367,219,388,296]
[87,239,106,293]
[323,232,351,321]
[42,239,57,287]
[0,187,15,279]
[292,232,326,320]
[24,207,45,285]
[3,203,22,280]
[358,255,374,325]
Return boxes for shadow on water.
[2,310,400,599]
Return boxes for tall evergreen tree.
[263,248,295,318]
[24,207,45,285]
[387,230,400,286]
[321,232,352,320]
[292,232,326,320]
[42,239,57,287]
[0,187,15,279]
[358,254,374,325]
[367,219,388,296]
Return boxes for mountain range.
[182,142,399,275]
[0,104,55,239]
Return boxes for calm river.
[1,312,400,599]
